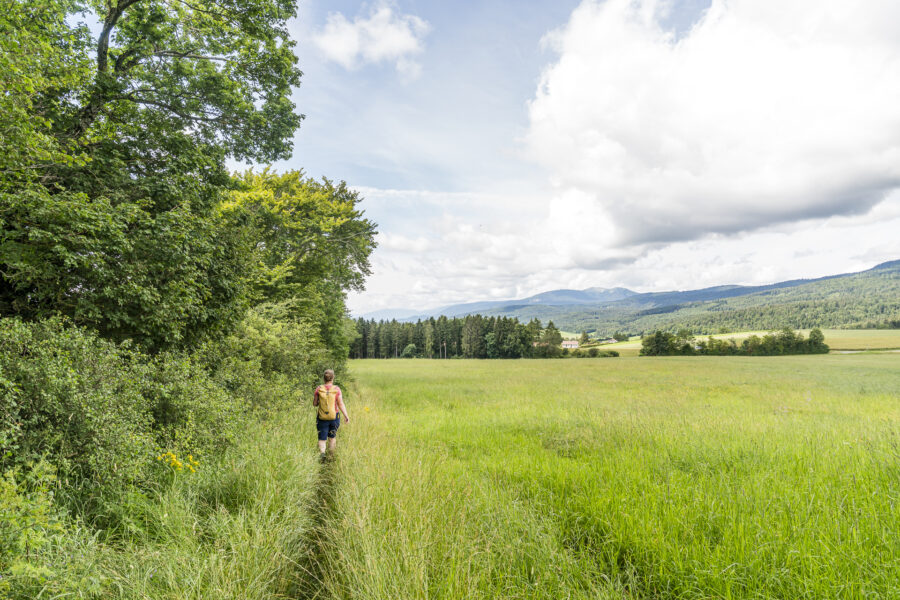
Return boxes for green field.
[318,356,900,599]
[601,328,900,356]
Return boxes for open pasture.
[324,356,900,599]
[602,328,900,356]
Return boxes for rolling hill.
[361,286,636,321]
[362,260,900,335]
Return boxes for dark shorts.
[316,415,340,441]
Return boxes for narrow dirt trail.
[292,459,340,600]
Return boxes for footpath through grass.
[320,356,900,599]
[7,409,324,600]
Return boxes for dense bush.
[0,308,331,595]
[0,461,100,598]
[0,317,156,490]
[199,302,330,412]
[0,309,331,498]
[571,348,619,358]
[0,310,330,491]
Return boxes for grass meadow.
[317,356,900,599]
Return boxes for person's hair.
[323,369,335,382]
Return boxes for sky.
[274,0,900,315]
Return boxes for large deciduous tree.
[0,0,303,349]
[228,169,377,360]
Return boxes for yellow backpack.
[317,385,338,420]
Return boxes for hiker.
[313,369,350,460]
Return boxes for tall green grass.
[2,409,323,599]
[96,409,321,600]
[323,356,900,599]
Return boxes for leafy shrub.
[0,317,256,505]
[0,462,101,598]
[199,302,330,412]
[0,317,155,489]
[144,353,243,459]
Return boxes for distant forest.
[352,316,614,359]
[433,262,900,338]
[355,263,899,358]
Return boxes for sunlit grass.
[96,410,320,600]
[326,356,900,599]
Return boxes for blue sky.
[269,0,900,314]
[283,0,580,192]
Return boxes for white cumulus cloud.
[526,0,900,247]
[343,1,900,314]
[312,3,430,77]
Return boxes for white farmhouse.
[561,340,579,349]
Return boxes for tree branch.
[113,94,225,123]
[97,0,142,73]
[153,51,230,62]
[163,0,240,24]
[114,38,147,73]
[74,0,143,136]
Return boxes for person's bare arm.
[337,388,350,422]
[313,386,319,407]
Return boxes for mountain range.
[359,260,900,335]
[361,287,636,321]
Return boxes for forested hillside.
[0,2,374,597]
[553,260,900,335]
[390,261,900,337]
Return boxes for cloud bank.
[526,0,900,247]
[311,2,430,78]
[344,0,900,314]
[348,188,900,313]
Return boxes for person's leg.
[326,416,340,453]
[316,419,328,458]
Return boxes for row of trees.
[352,316,583,359]
[859,318,900,329]
[640,328,829,356]
[1,2,375,595]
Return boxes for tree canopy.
[0,0,357,351]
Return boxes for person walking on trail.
[314,369,350,461]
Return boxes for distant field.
[322,356,900,599]
[601,328,900,356]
